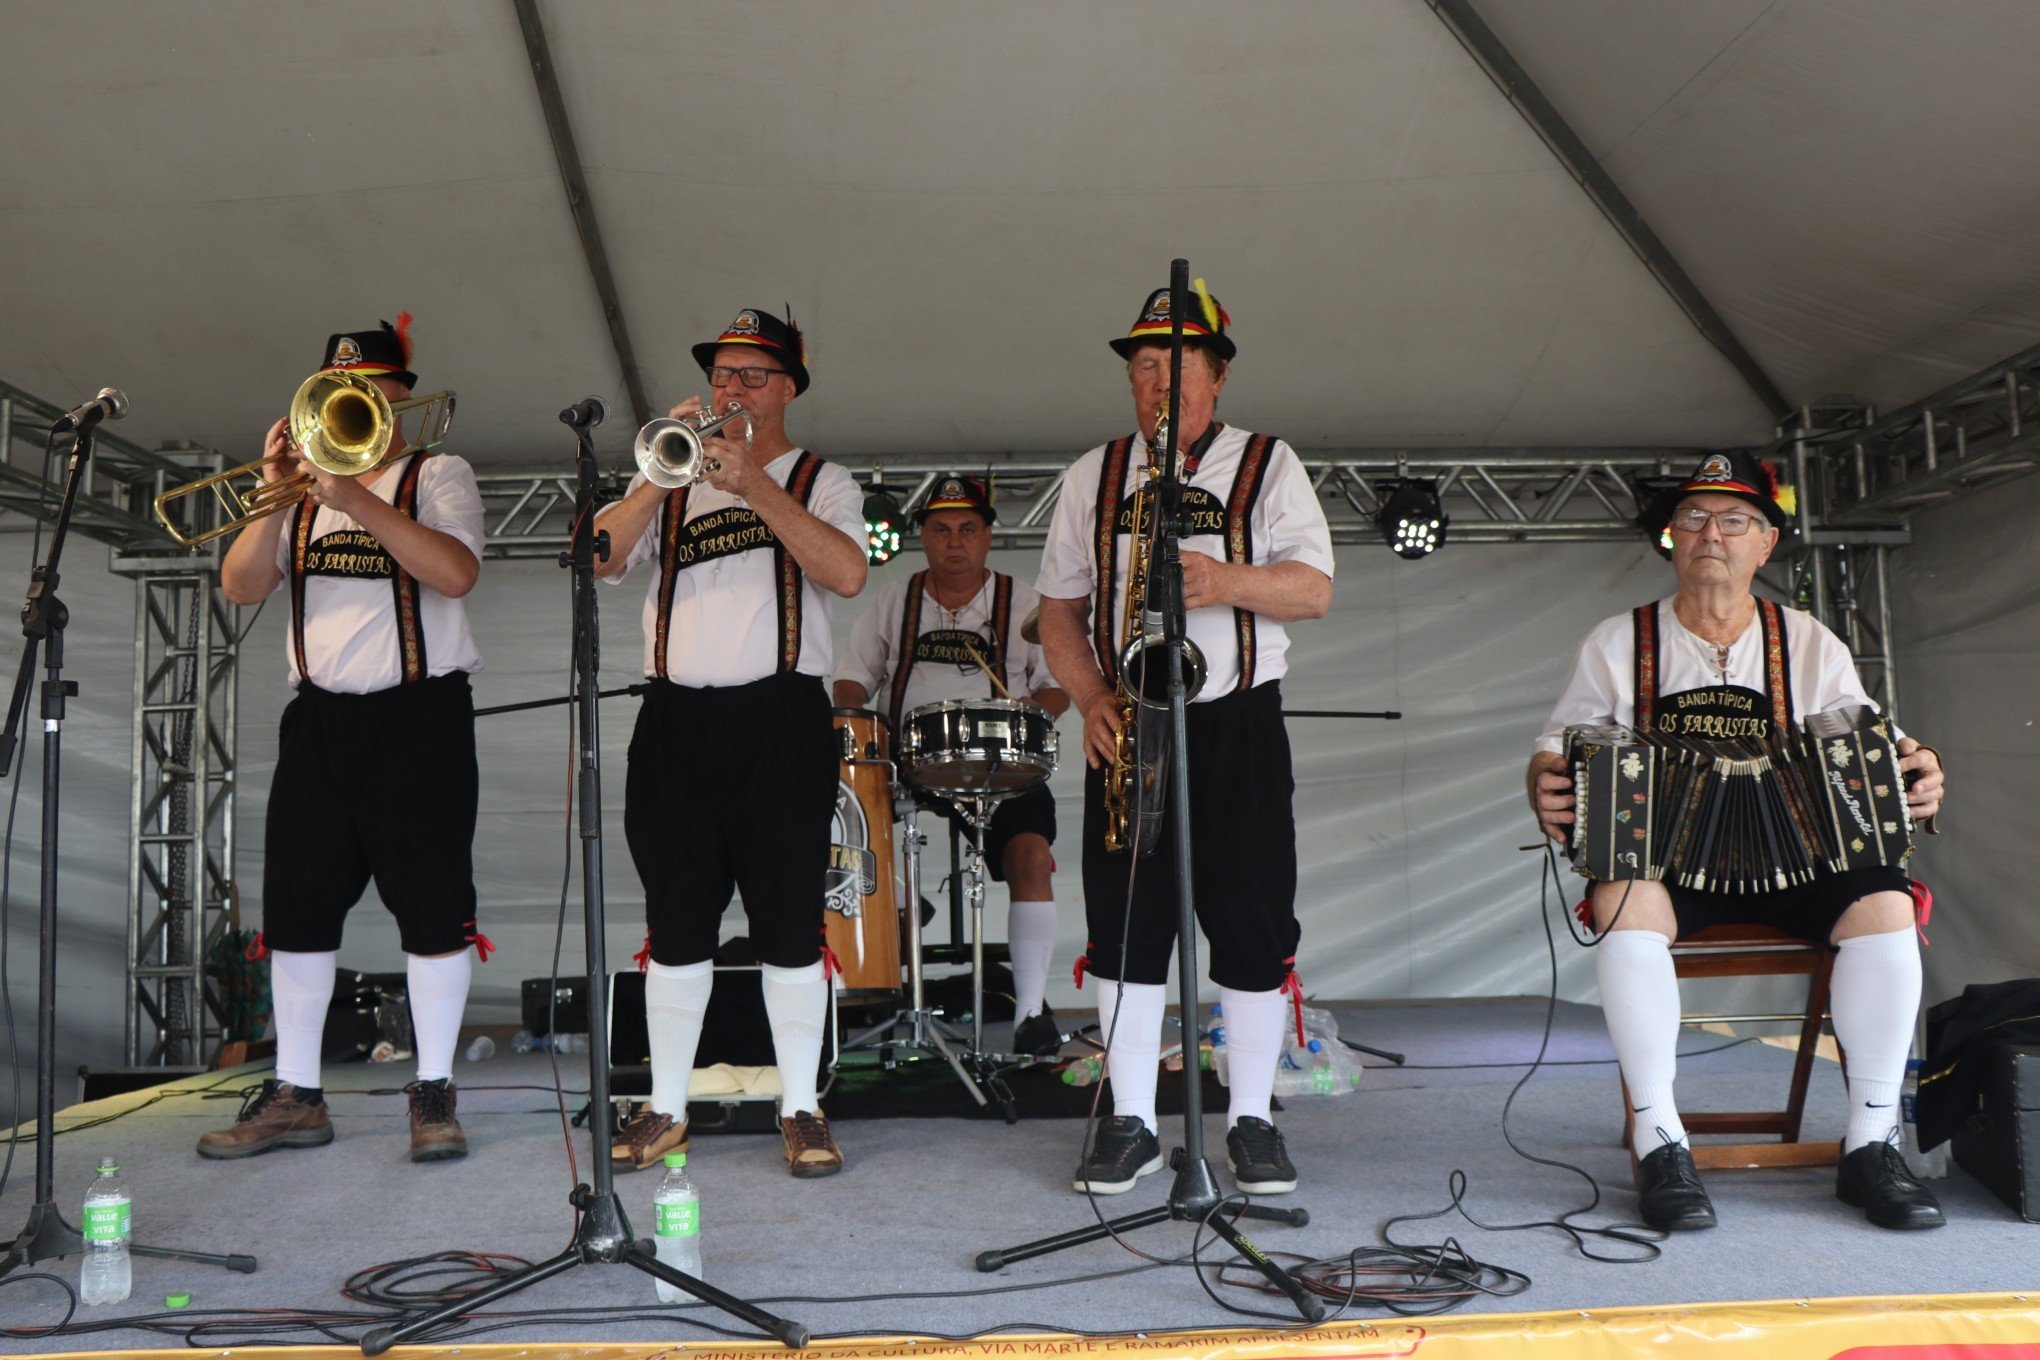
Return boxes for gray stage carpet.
[2,998,2031,1350]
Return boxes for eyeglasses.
[705,365,786,389]
[1670,507,1761,536]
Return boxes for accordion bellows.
[1565,707,1913,893]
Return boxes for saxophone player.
[1034,286,1333,1196]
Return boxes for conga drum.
[826,708,903,998]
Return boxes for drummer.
[835,474,1071,1056]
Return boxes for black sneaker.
[1836,1141,1946,1230]
[1013,1006,1063,1058]
[1635,1141,1717,1231]
[1225,1116,1298,1194]
[1073,1116,1163,1194]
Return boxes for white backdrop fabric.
[5,497,2034,1122]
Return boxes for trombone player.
[594,307,868,1180]
[1035,285,1333,1198]
[196,316,488,1165]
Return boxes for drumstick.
[959,638,1014,701]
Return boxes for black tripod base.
[974,1154,1321,1321]
[357,1186,807,1356]
[1,1203,257,1278]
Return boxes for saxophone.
[1102,405,1205,854]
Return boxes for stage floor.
[3,997,2036,1352]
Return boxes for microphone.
[559,396,608,430]
[52,387,129,433]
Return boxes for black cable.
[0,1270,80,1337]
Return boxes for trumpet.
[152,370,455,549]
[634,400,752,489]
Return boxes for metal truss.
[477,448,1743,556]
[106,564,242,1067]
[0,379,196,549]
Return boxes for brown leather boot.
[611,1103,690,1172]
[406,1079,468,1162]
[780,1109,844,1178]
[196,1080,334,1160]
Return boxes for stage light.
[1374,479,1446,559]
[862,474,903,565]
[1630,473,1687,560]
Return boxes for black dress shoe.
[1013,1006,1063,1058]
[1836,1141,1946,1230]
[1635,1142,1717,1231]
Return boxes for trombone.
[152,369,456,549]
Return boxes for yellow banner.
[33,1291,2040,1360]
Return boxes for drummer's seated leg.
[1005,833,1059,1048]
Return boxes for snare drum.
[826,709,903,996]
[897,698,1058,795]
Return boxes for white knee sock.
[1096,980,1167,1133]
[1218,986,1286,1128]
[1007,900,1057,1020]
[644,959,713,1119]
[407,950,472,1083]
[1831,926,1922,1153]
[270,949,338,1091]
[762,961,829,1117]
[1595,930,1687,1154]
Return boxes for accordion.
[1564,707,1914,893]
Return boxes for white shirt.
[1533,597,1888,753]
[268,451,485,694]
[609,450,865,685]
[1035,425,1334,699]
[838,571,1055,721]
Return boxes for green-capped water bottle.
[652,1150,701,1300]
[80,1157,131,1305]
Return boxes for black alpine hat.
[914,473,996,526]
[1643,449,1795,534]
[1108,284,1235,363]
[321,313,417,389]
[691,307,811,396]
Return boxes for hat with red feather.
[321,313,417,389]
[1643,449,1796,534]
[1109,281,1236,362]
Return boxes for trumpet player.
[199,316,488,1164]
[1035,286,1332,1197]
[594,307,867,1179]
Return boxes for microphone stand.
[360,409,807,1354]
[976,263,1321,1321]
[1,412,257,1281]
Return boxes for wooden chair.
[1621,923,1843,1173]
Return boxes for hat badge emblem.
[1146,293,1171,321]
[941,479,964,499]
[730,310,760,334]
[1697,453,1734,481]
[332,337,363,365]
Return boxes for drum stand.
[841,794,1017,1120]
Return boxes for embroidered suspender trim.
[289,500,315,684]
[775,452,824,674]
[1225,434,1275,693]
[888,570,928,731]
[990,572,1013,693]
[651,485,692,681]
[1759,598,1793,732]
[289,453,432,688]
[1632,602,1660,732]
[1092,437,1135,690]
[390,452,432,685]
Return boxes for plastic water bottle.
[1059,1055,1105,1086]
[1900,1057,1949,1179]
[652,1151,702,1298]
[79,1158,132,1306]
